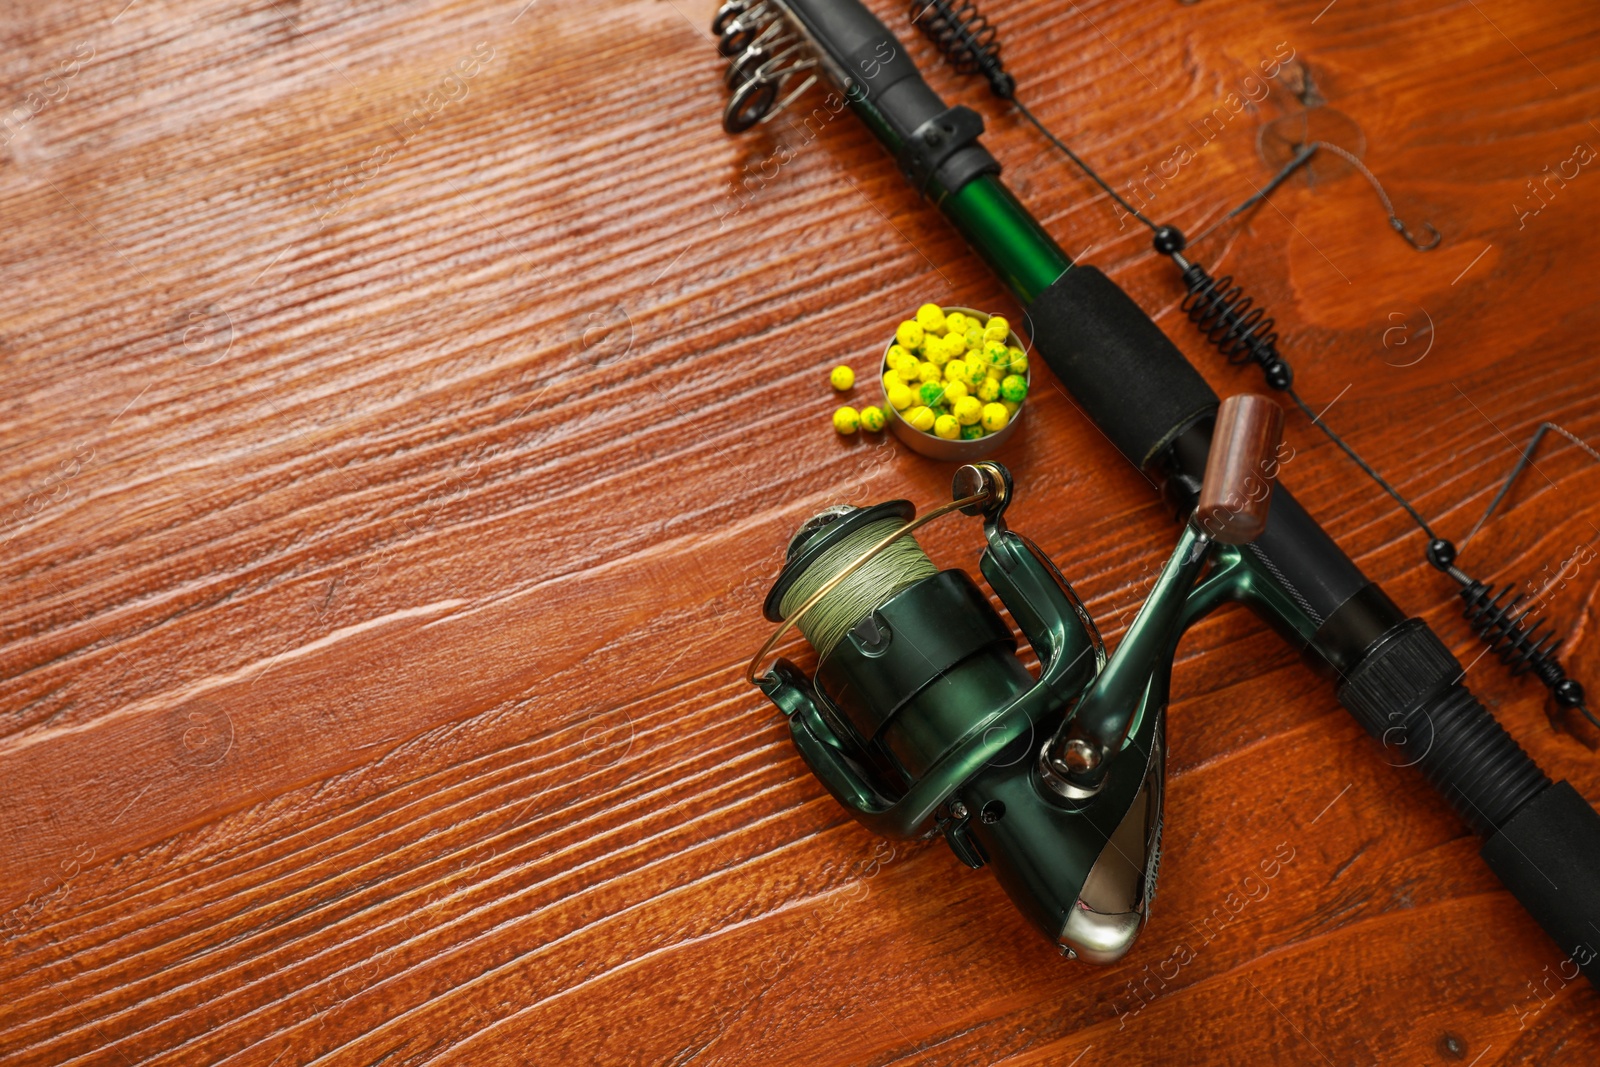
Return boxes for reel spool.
[749,399,1285,961]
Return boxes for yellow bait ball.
[917,361,942,384]
[895,358,922,383]
[976,376,1001,403]
[981,340,1010,368]
[943,379,969,403]
[833,406,861,435]
[830,365,855,391]
[944,311,968,336]
[886,381,914,410]
[1001,399,1020,416]
[980,402,1009,432]
[1007,347,1028,375]
[984,315,1010,342]
[905,405,936,432]
[917,380,947,407]
[943,358,969,384]
[1000,374,1028,403]
[915,303,947,333]
[953,395,983,426]
[887,344,914,367]
[964,361,989,389]
[860,405,886,432]
[964,325,984,351]
[896,320,925,350]
[926,337,952,367]
[934,414,961,440]
[943,331,968,357]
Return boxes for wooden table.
[3,0,1598,1062]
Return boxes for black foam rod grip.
[1482,781,1600,987]
[1025,266,1219,469]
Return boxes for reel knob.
[1196,393,1286,544]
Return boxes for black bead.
[1425,539,1457,570]
[1264,360,1293,390]
[1152,226,1186,254]
[1555,678,1585,707]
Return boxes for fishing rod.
[715,0,1600,981]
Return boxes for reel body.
[752,401,1285,961]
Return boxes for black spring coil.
[908,0,1015,98]
[1460,580,1587,709]
[1178,261,1293,390]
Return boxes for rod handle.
[1482,780,1600,988]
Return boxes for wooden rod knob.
[1196,394,1285,545]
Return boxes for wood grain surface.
[2,0,1599,1062]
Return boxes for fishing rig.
[715,0,1600,981]
[898,0,1596,730]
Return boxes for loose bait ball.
[830,365,855,391]
[860,405,886,432]
[833,406,861,435]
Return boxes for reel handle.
[1196,393,1285,545]
[1040,395,1280,795]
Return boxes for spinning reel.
[749,396,1285,961]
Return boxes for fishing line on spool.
[778,518,939,661]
